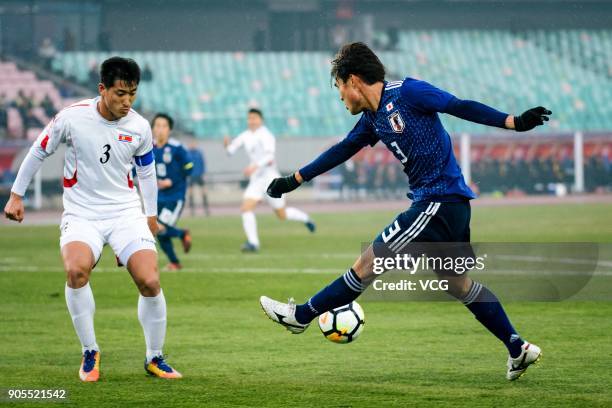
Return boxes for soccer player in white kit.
[3,57,182,381]
[223,109,315,252]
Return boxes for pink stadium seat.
[61,97,83,108]
[0,68,64,111]
[0,62,18,72]
[0,146,20,172]
[31,107,49,127]
[26,127,43,141]
[7,107,23,139]
[50,95,63,108]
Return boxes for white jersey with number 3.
[32,97,153,219]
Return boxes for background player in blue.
[260,42,552,381]
[152,113,194,271]
[187,142,210,216]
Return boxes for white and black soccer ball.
[318,301,365,344]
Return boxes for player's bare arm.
[147,216,159,236]
[4,121,54,223]
[244,164,258,177]
[158,179,173,189]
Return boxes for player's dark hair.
[100,56,141,89]
[248,108,263,119]
[331,42,385,85]
[152,113,174,130]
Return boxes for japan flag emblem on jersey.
[386,102,394,112]
[388,111,405,133]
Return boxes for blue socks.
[294,270,524,358]
[157,224,184,264]
[462,281,524,358]
[158,235,179,264]
[295,269,364,324]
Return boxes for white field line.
[0,265,339,274]
[1,265,612,276]
[185,253,357,260]
[1,251,612,274]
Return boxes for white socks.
[242,211,260,247]
[286,207,310,223]
[138,290,167,362]
[65,283,167,361]
[65,282,99,353]
[242,208,310,248]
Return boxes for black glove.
[267,174,301,198]
[514,106,552,132]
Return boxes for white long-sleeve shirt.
[11,97,157,219]
[226,126,277,173]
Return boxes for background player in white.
[223,108,316,252]
[3,57,182,381]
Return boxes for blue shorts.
[157,200,184,227]
[373,200,474,275]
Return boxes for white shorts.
[59,211,157,266]
[244,169,285,210]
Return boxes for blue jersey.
[300,78,501,202]
[154,138,193,202]
[189,148,206,177]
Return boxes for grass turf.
[0,203,611,407]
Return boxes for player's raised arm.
[400,78,551,132]
[4,115,67,222]
[267,115,377,198]
[224,133,244,155]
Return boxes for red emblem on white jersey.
[118,134,133,143]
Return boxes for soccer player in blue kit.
[152,113,194,271]
[260,43,552,381]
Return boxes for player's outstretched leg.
[128,250,182,379]
[259,245,374,334]
[260,247,373,333]
[158,230,182,270]
[241,199,261,252]
[506,341,542,380]
[180,229,192,253]
[260,268,365,333]
[451,277,541,380]
[161,223,191,253]
[241,212,260,252]
[62,242,100,382]
[159,219,191,256]
[259,296,310,333]
[275,207,316,233]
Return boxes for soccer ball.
[318,301,365,344]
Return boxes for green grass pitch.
[1,203,611,407]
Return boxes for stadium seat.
[51,30,612,138]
